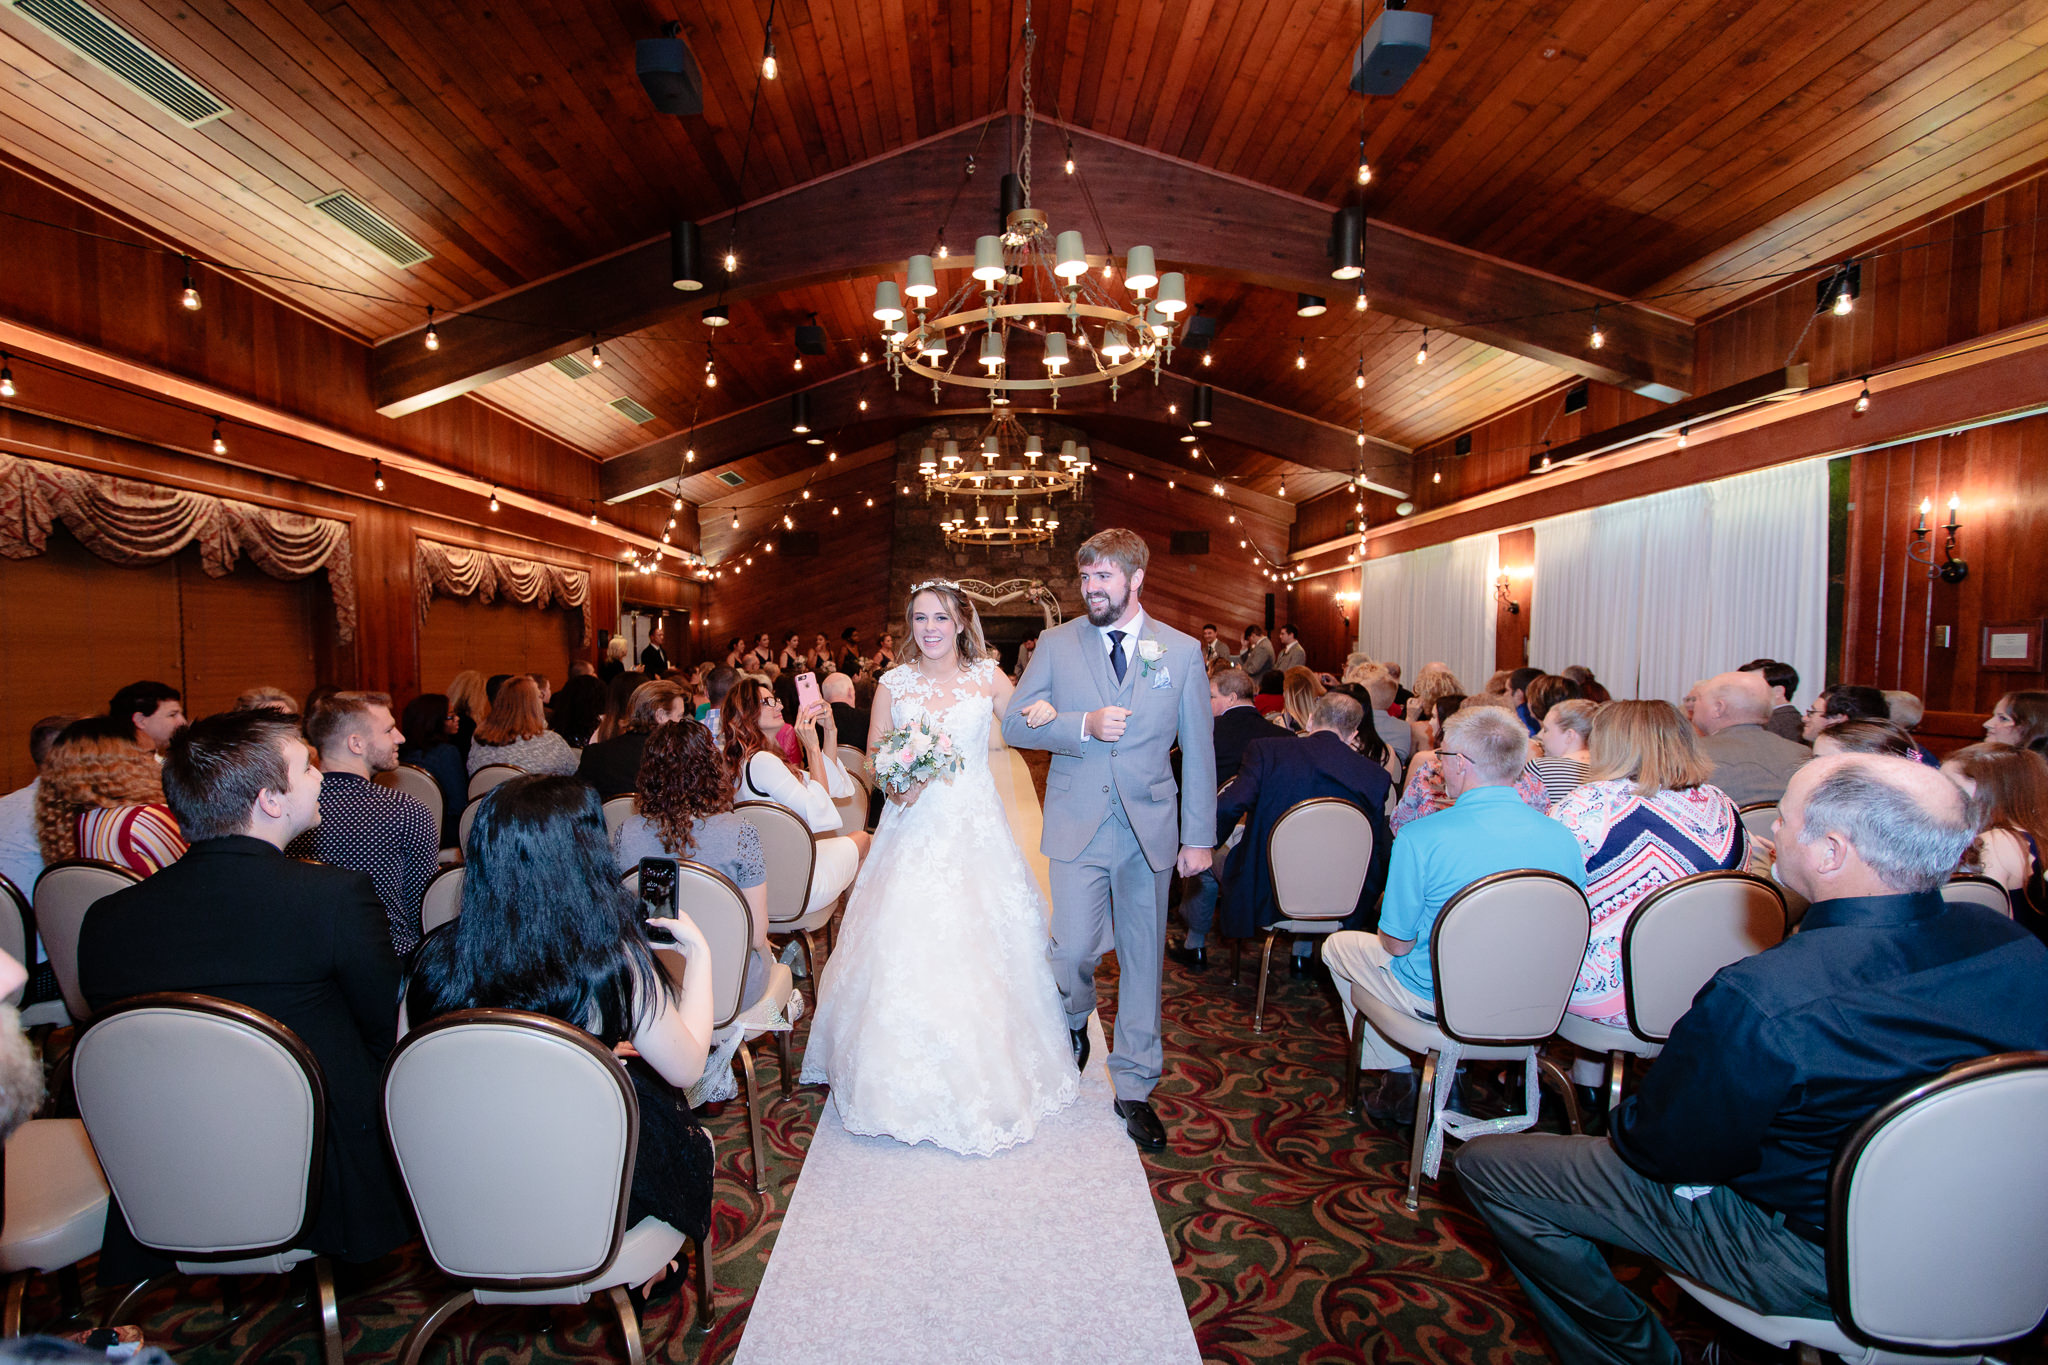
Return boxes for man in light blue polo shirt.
[1323,704,1587,1121]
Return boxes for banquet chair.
[466,764,525,803]
[1235,797,1372,1034]
[375,764,444,834]
[419,864,465,935]
[1,1116,109,1335]
[1941,875,2012,918]
[1554,871,1786,1113]
[1666,1051,2048,1364]
[383,1009,712,1365]
[831,761,872,837]
[32,860,141,1024]
[0,872,68,1030]
[602,794,639,842]
[72,993,344,1365]
[1349,869,1589,1210]
[1736,801,1779,844]
[735,799,833,992]
[457,799,484,855]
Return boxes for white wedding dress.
[799,658,1080,1155]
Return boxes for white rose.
[1138,639,1165,663]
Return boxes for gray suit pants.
[1455,1133,1828,1365]
[1047,803,1169,1103]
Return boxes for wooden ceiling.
[2,0,2043,508]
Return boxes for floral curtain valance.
[0,451,358,643]
[415,538,591,642]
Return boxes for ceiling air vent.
[608,396,658,424]
[549,354,592,380]
[714,470,746,488]
[308,191,433,268]
[10,0,228,127]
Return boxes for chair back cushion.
[0,873,27,1007]
[601,795,638,842]
[1832,1052,2048,1351]
[33,861,141,1021]
[1432,870,1590,1045]
[1268,798,1372,922]
[384,1010,634,1287]
[385,765,445,831]
[733,800,815,927]
[457,800,484,854]
[1941,875,2013,918]
[72,995,322,1258]
[1623,872,1786,1042]
[1736,802,1779,844]
[420,865,465,935]
[674,861,755,1027]
[466,765,524,802]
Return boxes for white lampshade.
[1043,331,1069,370]
[918,326,947,358]
[943,440,961,465]
[1142,304,1170,339]
[1024,435,1044,460]
[905,254,937,299]
[1101,325,1132,359]
[873,280,904,322]
[982,434,1001,459]
[972,235,1006,284]
[979,330,1005,370]
[1060,439,1077,463]
[1156,272,1187,315]
[1124,245,1158,292]
[1054,230,1088,281]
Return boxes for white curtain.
[1530,459,1828,708]
[1356,533,1498,690]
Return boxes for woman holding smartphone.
[719,677,868,913]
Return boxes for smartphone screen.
[794,670,823,713]
[638,857,678,936]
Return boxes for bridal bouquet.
[869,716,965,795]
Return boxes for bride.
[798,579,1080,1154]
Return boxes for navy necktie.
[1108,630,1128,683]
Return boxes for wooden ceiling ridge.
[372,115,1696,419]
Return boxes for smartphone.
[794,670,823,714]
[637,857,679,939]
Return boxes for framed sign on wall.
[1980,620,2045,672]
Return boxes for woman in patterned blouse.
[465,676,579,776]
[1549,700,1748,1029]
[35,716,186,875]
[1390,696,1548,833]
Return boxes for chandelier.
[872,3,1187,407]
[922,410,1091,547]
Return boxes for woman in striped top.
[1531,697,1597,809]
[35,716,187,875]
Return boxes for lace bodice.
[882,659,999,773]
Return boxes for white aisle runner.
[734,742,1201,1365]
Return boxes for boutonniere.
[1136,638,1167,676]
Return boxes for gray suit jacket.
[1240,638,1276,681]
[1002,614,1218,872]
[1699,723,1810,807]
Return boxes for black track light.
[1331,206,1365,281]
[791,391,812,434]
[1191,385,1213,428]
[1296,293,1327,318]
[670,220,704,291]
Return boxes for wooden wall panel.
[1494,528,1535,673]
[177,564,319,717]
[1092,476,1283,654]
[417,595,579,693]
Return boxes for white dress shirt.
[0,778,41,900]
[1095,608,1149,683]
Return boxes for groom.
[1003,528,1217,1151]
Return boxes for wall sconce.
[1909,494,1968,583]
[1495,572,1522,614]
[1335,589,1360,624]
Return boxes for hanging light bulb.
[859,349,870,364]
[1065,152,1075,174]
[1433,468,1442,485]
[865,496,874,507]
[1277,476,1287,497]
[723,250,738,273]
[793,355,803,371]
[1416,328,1429,365]
[373,460,386,492]
[0,353,14,400]
[731,513,741,530]
[424,306,439,350]
[1677,423,1690,449]
[211,419,226,456]
[1855,377,1872,413]
[831,505,840,516]
[1355,284,1368,312]
[1355,359,1365,390]
[589,503,599,526]
[590,340,603,370]
[179,257,200,311]
[1201,350,1212,366]
[761,28,777,80]
[489,487,500,512]
[1295,342,1306,370]
[783,514,794,530]
[1356,133,1372,185]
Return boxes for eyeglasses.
[1438,750,1467,764]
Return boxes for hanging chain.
[1018,0,1036,207]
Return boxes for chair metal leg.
[775,1030,795,1097]
[1404,1051,1438,1211]
[1229,938,1242,987]
[1607,1050,1627,1115]
[801,928,827,987]
[397,1288,473,1365]
[1535,1055,1583,1136]
[312,1256,343,1365]
[106,1274,168,1328]
[692,1233,715,1331]
[1344,1018,1368,1115]
[54,1264,86,1325]
[736,1041,769,1193]
[3,1272,26,1338]
[607,1283,647,1365]
[1252,931,1280,1033]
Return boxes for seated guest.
[1457,755,2048,1365]
[78,710,412,1282]
[1391,697,1548,833]
[1550,701,1747,1034]
[614,721,772,1007]
[397,693,466,844]
[549,672,609,749]
[1531,698,1596,808]
[1172,668,1287,968]
[1524,673,1581,727]
[1801,682,1892,745]
[1482,668,1514,698]
[1812,718,1917,759]
[0,949,41,1137]
[1690,670,1810,805]
[701,665,741,735]
[289,693,437,958]
[108,680,187,755]
[37,716,186,874]
[445,669,488,758]
[1506,667,1544,736]
[1983,689,2048,755]
[1272,624,1307,673]
[1352,662,1413,769]
[1943,743,2048,934]
[1214,693,1393,975]
[0,714,72,899]
[722,678,866,910]
[1253,669,1287,716]
[1739,657,1805,743]
[1877,689,1942,767]
[233,685,299,716]
[600,634,631,682]
[821,672,869,751]
[1561,664,1612,705]
[1325,707,1587,1119]
[483,674,511,708]
[1239,625,1275,683]
[579,679,688,799]
[1404,662,1465,752]
[410,775,715,1246]
[597,668,650,742]
[1279,665,1325,734]
[466,676,579,776]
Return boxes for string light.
[859,350,870,364]
[1855,377,1872,413]
[1589,305,1605,350]
[589,501,598,526]
[1277,476,1287,497]
[673,494,684,512]
[1355,284,1368,312]
[1356,133,1371,186]
[831,505,840,515]
[179,257,200,311]
[1201,350,1212,366]
[1677,423,1690,449]
[793,355,803,371]
[1415,328,1429,365]
[0,353,13,400]
[801,489,811,499]
[488,486,500,512]
[761,25,777,80]
[732,513,741,530]
[210,419,226,455]
[1433,469,1441,484]
[373,460,386,492]
[1355,359,1365,390]
[1295,341,1306,370]
[859,398,869,411]
[865,496,875,507]
[591,341,603,370]
[723,250,738,273]
[424,306,439,350]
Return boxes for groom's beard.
[1083,587,1128,626]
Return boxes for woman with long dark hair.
[1985,691,2048,755]
[1943,743,2048,933]
[407,775,716,1242]
[549,673,609,749]
[397,693,465,846]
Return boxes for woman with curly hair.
[614,720,773,1008]
[719,677,867,914]
[36,716,186,874]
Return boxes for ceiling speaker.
[636,27,703,116]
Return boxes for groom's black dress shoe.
[1114,1099,1168,1151]
[1070,1027,1090,1072]
[1166,943,1208,969]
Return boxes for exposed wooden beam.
[1087,439,1295,524]
[599,364,1410,502]
[1524,365,1809,474]
[373,118,1693,417]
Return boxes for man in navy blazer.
[1215,691,1393,957]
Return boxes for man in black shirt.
[1457,754,2048,1365]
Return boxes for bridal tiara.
[909,577,963,595]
